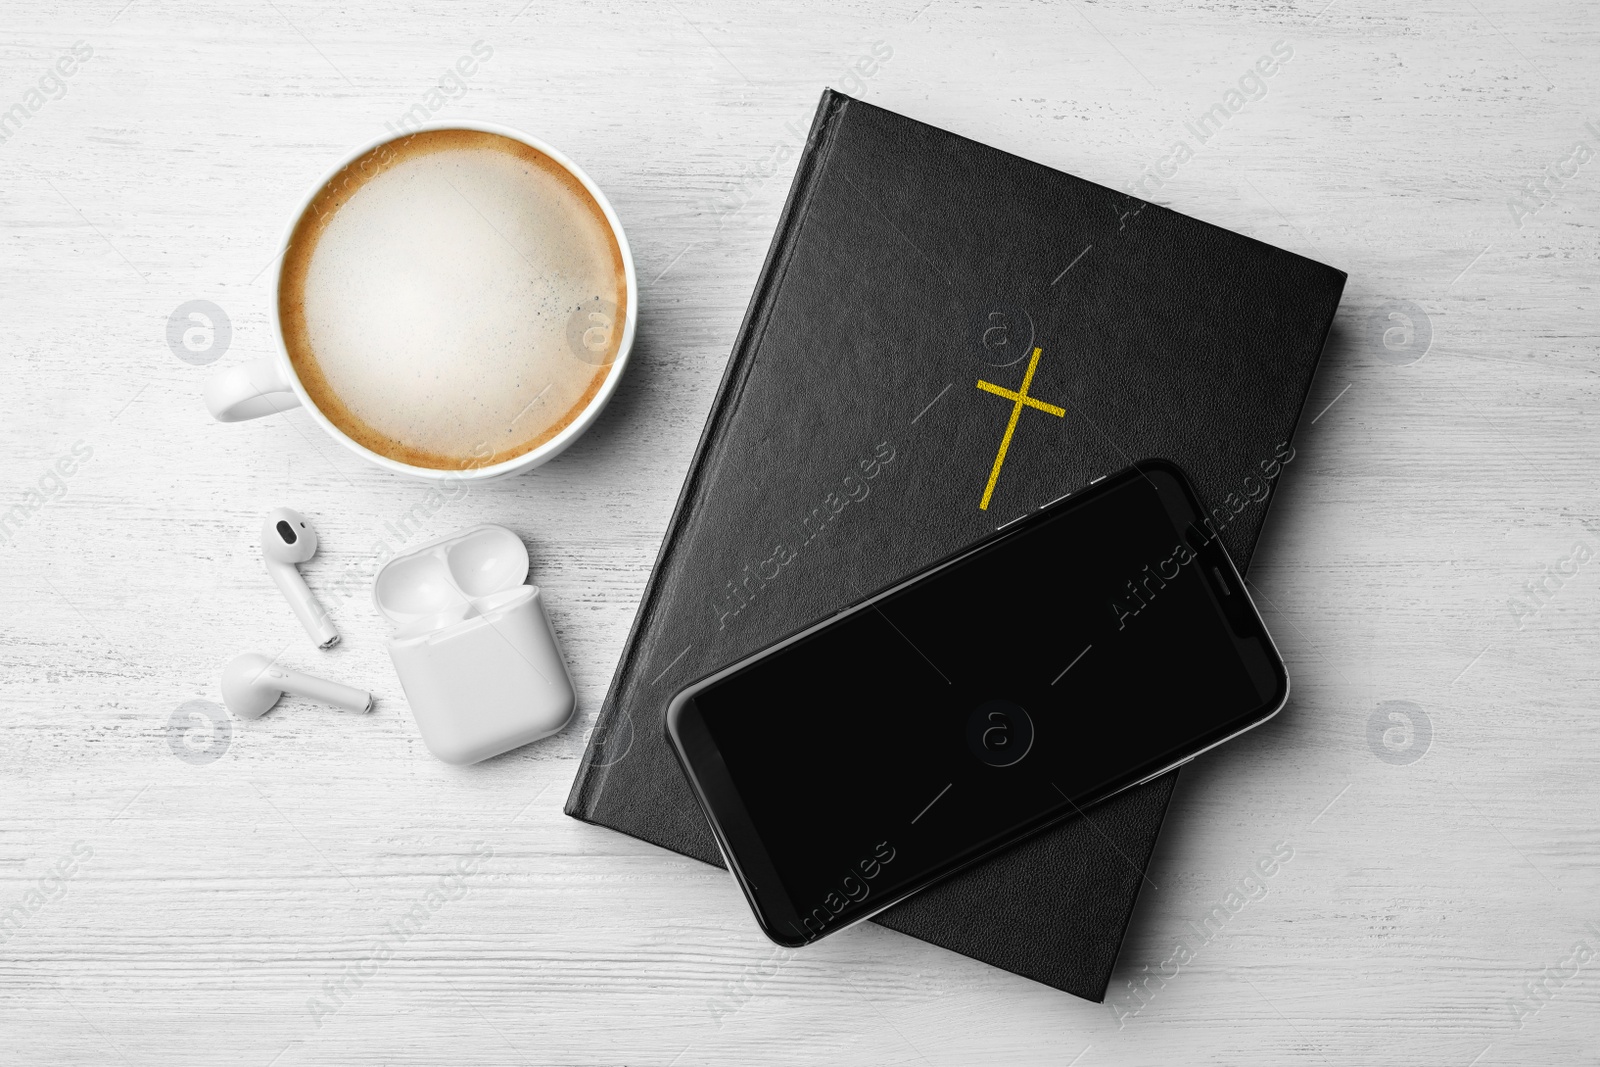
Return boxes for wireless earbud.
[262,507,339,648]
[221,652,373,719]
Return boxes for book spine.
[565,90,854,820]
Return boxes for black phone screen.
[671,461,1286,946]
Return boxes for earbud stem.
[279,669,372,714]
[267,560,340,648]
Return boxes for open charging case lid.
[372,524,574,765]
[374,524,533,636]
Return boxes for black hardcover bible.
[567,90,1345,1000]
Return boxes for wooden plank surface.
[2,0,1597,1063]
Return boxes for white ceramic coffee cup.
[204,120,637,482]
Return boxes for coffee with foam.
[278,129,627,471]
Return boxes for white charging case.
[372,524,575,765]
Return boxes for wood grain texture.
[2,0,1597,1063]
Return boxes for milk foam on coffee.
[279,129,627,470]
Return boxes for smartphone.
[665,459,1288,947]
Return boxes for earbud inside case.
[372,524,575,764]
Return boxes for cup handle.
[204,357,302,422]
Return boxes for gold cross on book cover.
[975,346,1065,510]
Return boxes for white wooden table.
[3,1,1597,1063]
